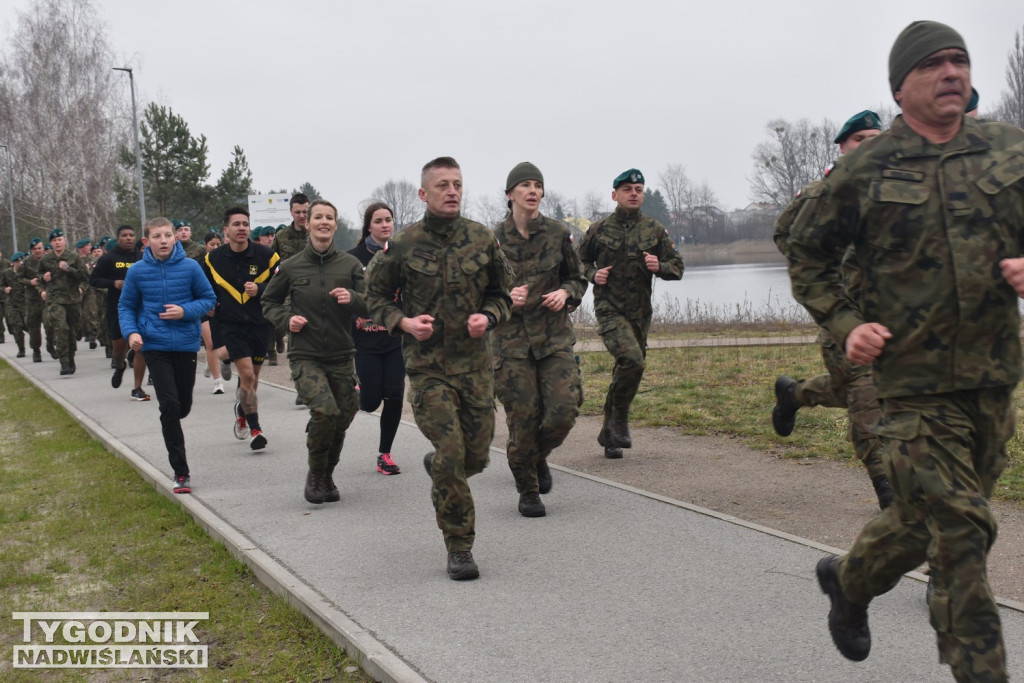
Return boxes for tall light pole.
[0,144,15,253]
[113,66,146,227]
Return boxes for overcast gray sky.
[4,0,1023,225]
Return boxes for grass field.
[0,361,371,682]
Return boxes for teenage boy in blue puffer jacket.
[119,217,217,493]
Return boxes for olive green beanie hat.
[888,20,967,94]
[505,162,544,193]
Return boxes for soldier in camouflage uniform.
[270,194,311,367]
[366,157,512,581]
[772,110,893,510]
[263,199,365,504]
[174,220,206,261]
[491,162,587,517]
[788,21,1024,681]
[75,238,101,348]
[20,238,49,362]
[38,229,89,375]
[1,252,26,355]
[90,241,111,355]
[578,169,684,459]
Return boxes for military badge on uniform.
[249,265,259,276]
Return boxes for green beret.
[889,21,966,94]
[180,219,190,227]
[505,161,544,193]
[967,87,979,112]
[834,110,882,145]
[277,224,287,231]
[28,237,42,248]
[172,219,181,228]
[11,251,25,262]
[613,169,645,189]
[49,228,64,241]
[75,238,92,249]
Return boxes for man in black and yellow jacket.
[201,206,279,451]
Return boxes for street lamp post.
[113,66,146,228]
[0,144,15,254]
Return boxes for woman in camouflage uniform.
[491,162,587,517]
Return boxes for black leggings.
[354,346,405,454]
[144,350,197,477]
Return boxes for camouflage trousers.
[80,289,100,340]
[5,306,25,349]
[598,313,649,426]
[837,386,1012,682]
[495,349,582,494]
[25,300,44,351]
[45,301,80,364]
[794,336,885,478]
[291,358,358,472]
[409,370,495,553]
[96,295,110,347]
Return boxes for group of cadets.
[3,19,1016,678]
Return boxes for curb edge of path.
[5,357,427,683]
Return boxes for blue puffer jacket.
[119,242,217,352]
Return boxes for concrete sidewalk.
[5,342,1024,682]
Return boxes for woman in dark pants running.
[348,202,405,475]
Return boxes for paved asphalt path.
[5,341,1024,682]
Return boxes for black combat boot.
[304,468,325,504]
[609,417,632,449]
[32,348,42,363]
[772,376,800,436]
[537,458,552,494]
[423,450,435,477]
[47,342,57,359]
[604,446,623,459]
[447,550,479,581]
[323,465,340,503]
[16,344,25,358]
[59,363,73,376]
[816,556,871,662]
[518,491,546,518]
[870,475,895,510]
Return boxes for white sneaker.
[212,378,225,395]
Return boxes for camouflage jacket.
[491,214,587,360]
[38,250,88,305]
[262,240,367,363]
[578,206,684,324]
[787,115,1024,398]
[19,255,44,306]
[366,211,512,376]
[272,223,308,263]
[179,239,205,261]
[1,265,24,309]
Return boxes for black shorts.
[106,303,123,341]
[219,320,272,365]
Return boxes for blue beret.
[834,110,882,145]
[613,169,645,188]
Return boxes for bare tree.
[0,0,127,248]
[470,192,508,228]
[748,118,836,209]
[658,163,690,240]
[583,191,609,222]
[369,179,421,231]
[992,25,1024,127]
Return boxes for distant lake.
[579,262,811,322]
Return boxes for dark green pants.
[410,370,495,553]
[495,349,582,493]
[837,386,1012,682]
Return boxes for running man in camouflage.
[366,157,512,581]
[772,110,893,510]
[38,228,89,375]
[577,168,683,459]
[788,21,1024,681]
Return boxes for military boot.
[59,363,73,376]
[304,467,326,504]
[816,556,870,662]
[324,464,340,502]
[447,550,479,581]
[47,342,57,359]
[537,458,552,494]
[772,376,800,436]
[16,343,25,358]
[423,450,436,477]
[32,348,42,363]
[609,416,632,449]
[604,446,623,459]
[518,491,546,518]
